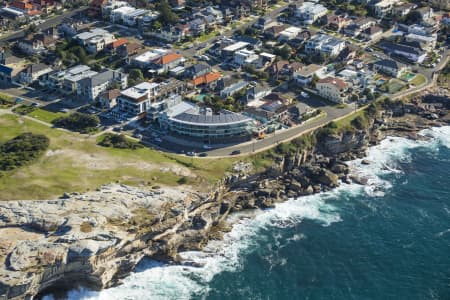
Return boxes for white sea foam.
[348,126,450,197]
[54,126,450,300]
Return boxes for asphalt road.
[0,7,88,44]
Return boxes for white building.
[293,64,326,86]
[316,77,348,103]
[116,82,160,116]
[77,69,127,101]
[304,34,346,57]
[234,49,259,66]
[74,28,116,53]
[295,2,327,25]
[373,0,399,17]
[278,26,302,42]
[131,49,169,68]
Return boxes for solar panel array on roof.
[172,110,251,125]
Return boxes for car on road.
[202,144,212,149]
[231,150,241,155]
[301,92,309,98]
[186,151,196,156]
[31,102,40,107]
[199,153,208,157]
[154,137,162,142]
[113,127,122,132]
[15,97,24,103]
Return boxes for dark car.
[231,150,241,155]
[199,153,208,157]
[113,127,122,132]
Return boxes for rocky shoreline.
[0,96,449,300]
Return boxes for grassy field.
[409,74,426,87]
[27,108,68,124]
[0,113,238,200]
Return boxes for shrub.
[0,133,49,171]
[98,133,143,149]
[12,105,36,115]
[52,112,99,133]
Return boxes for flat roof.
[223,41,249,52]
[120,82,158,99]
[171,109,252,126]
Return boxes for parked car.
[199,153,208,157]
[154,137,162,142]
[231,150,241,155]
[186,151,196,156]
[31,102,40,107]
[202,144,212,149]
[113,127,122,132]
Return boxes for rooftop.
[172,109,251,126]
[120,82,159,100]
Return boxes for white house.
[316,77,348,103]
[278,26,302,42]
[234,49,259,66]
[304,34,346,57]
[295,2,327,25]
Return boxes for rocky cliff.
[0,97,448,299]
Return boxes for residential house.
[405,33,437,51]
[326,15,351,32]
[304,34,346,57]
[19,63,52,84]
[234,49,259,66]
[184,63,211,79]
[77,69,127,101]
[246,83,272,102]
[417,7,434,22]
[221,41,249,57]
[130,49,169,68]
[191,72,221,90]
[372,59,409,78]
[344,17,376,37]
[47,65,98,93]
[117,42,143,59]
[379,41,427,63]
[189,18,206,36]
[295,2,327,25]
[373,0,399,17]
[253,16,275,30]
[264,24,289,39]
[316,77,348,103]
[17,35,46,55]
[106,38,128,55]
[393,3,417,16]
[278,26,302,42]
[360,26,383,41]
[98,89,120,109]
[74,28,116,54]
[293,64,325,86]
[220,81,248,98]
[150,52,184,74]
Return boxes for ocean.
[49,126,450,300]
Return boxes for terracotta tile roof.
[317,77,347,90]
[153,52,183,65]
[110,38,127,49]
[191,72,221,86]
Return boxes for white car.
[203,144,212,149]
[301,92,309,98]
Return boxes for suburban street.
[0,6,88,44]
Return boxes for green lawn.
[0,113,238,200]
[197,30,219,43]
[334,109,365,130]
[409,74,426,87]
[27,108,68,123]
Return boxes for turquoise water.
[57,127,450,300]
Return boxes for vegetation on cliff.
[0,133,49,172]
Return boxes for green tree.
[157,0,179,25]
[129,68,144,85]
